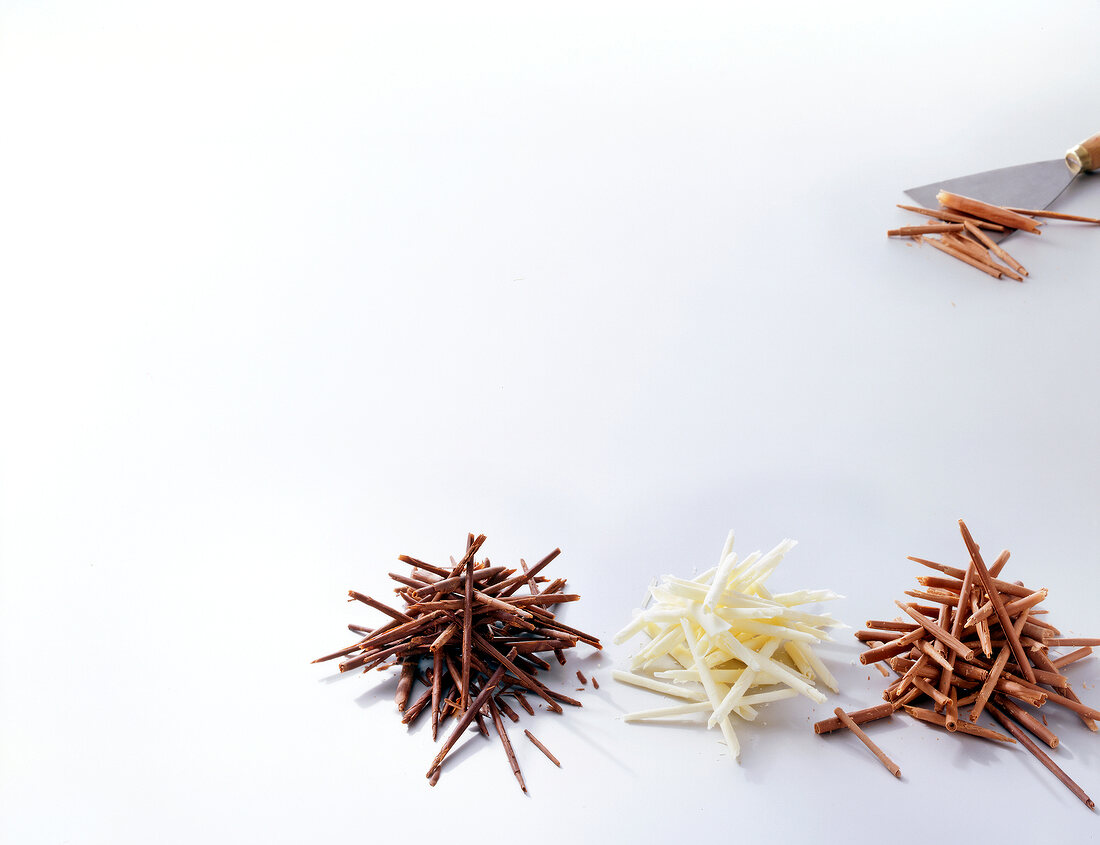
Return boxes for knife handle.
[1066,132,1100,174]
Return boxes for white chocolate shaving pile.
[613,531,844,762]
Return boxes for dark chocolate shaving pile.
[313,533,601,791]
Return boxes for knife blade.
[905,131,1100,242]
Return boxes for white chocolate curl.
[614,531,844,763]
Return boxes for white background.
[2,2,1100,841]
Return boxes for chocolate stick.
[411,567,509,599]
[494,695,520,723]
[867,643,892,677]
[908,558,1033,597]
[511,691,535,716]
[431,649,442,740]
[339,641,415,673]
[397,554,450,577]
[488,697,527,793]
[949,554,984,639]
[450,534,487,578]
[396,658,417,712]
[494,548,562,598]
[905,588,960,607]
[903,706,1015,743]
[945,688,959,732]
[887,656,938,679]
[428,658,511,779]
[1000,678,1100,721]
[536,577,567,596]
[918,639,954,672]
[814,702,894,735]
[891,686,923,710]
[972,588,993,658]
[540,687,583,708]
[994,695,1059,749]
[936,190,1043,234]
[525,610,602,648]
[988,549,1011,578]
[860,628,926,664]
[1004,207,1100,224]
[389,571,426,590]
[524,729,561,767]
[987,703,1095,810]
[897,654,932,696]
[1013,666,1071,691]
[856,630,905,642]
[912,677,951,709]
[355,610,445,652]
[966,587,1047,628]
[347,591,413,622]
[922,235,1003,278]
[866,620,920,633]
[402,686,434,725]
[1031,648,1097,731]
[430,622,458,652]
[1051,647,1094,670]
[472,590,534,618]
[970,645,1012,722]
[995,678,1047,708]
[473,632,563,713]
[939,555,982,700]
[958,521,1036,682]
[505,594,581,608]
[518,557,540,596]
[833,707,901,778]
[888,223,965,236]
[311,638,373,664]
[460,553,475,713]
[896,203,1007,230]
[895,601,976,661]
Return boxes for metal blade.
[905,159,1075,242]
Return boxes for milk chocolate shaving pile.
[820,520,1097,810]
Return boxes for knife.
[905,131,1100,241]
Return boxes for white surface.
[2,2,1100,842]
